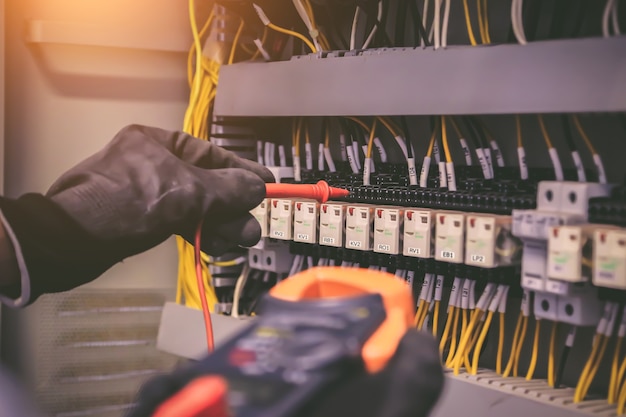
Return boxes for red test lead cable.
[195,180,350,354]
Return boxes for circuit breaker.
[373,206,403,255]
[269,199,294,240]
[345,204,374,251]
[319,202,346,247]
[293,200,319,244]
[403,209,435,258]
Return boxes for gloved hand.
[127,330,444,417]
[0,124,273,303]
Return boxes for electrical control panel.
[319,202,346,248]
[434,211,466,264]
[403,209,435,258]
[345,204,374,251]
[293,200,319,244]
[373,206,404,255]
[593,227,626,290]
[269,199,294,240]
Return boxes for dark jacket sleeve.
[0,194,119,305]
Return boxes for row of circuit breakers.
[251,179,626,325]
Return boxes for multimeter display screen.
[226,375,296,408]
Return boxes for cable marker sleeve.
[420,156,431,188]
[483,148,494,178]
[438,162,447,189]
[318,143,325,171]
[394,136,408,160]
[407,158,418,186]
[594,154,607,184]
[352,142,362,170]
[406,269,415,287]
[448,277,462,311]
[323,147,336,173]
[571,150,586,182]
[346,146,359,174]
[278,145,287,167]
[257,141,264,165]
[517,147,529,180]
[459,138,472,165]
[374,137,388,162]
[475,148,492,179]
[305,143,313,170]
[363,157,372,186]
[434,275,444,301]
[490,140,505,167]
[433,141,441,164]
[339,134,348,162]
[446,162,457,191]
[549,147,564,181]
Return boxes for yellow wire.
[581,335,609,401]
[462,0,478,46]
[324,122,330,148]
[496,312,505,375]
[574,335,602,402]
[366,119,377,159]
[184,0,207,131]
[414,300,425,326]
[446,307,461,367]
[482,0,491,43]
[609,337,624,404]
[440,306,456,354]
[454,309,482,375]
[345,116,371,133]
[187,11,214,88]
[476,0,486,44]
[548,321,558,387]
[228,19,245,65]
[526,320,541,380]
[267,22,317,52]
[572,115,599,155]
[616,355,626,404]
[472,311,494,374]
[516,114,523,147]
[619,380,626,415]
[503,312,523,377]
[295,118,303,157]
[418,301,431,330]
[209,259,244,267]
[433,300,441,338]
[251,27,269,60]
[441,116,452,163]
[305,121,311,145]
[450,117,463,139]
[513,316,529,377]
[537,115,554,149]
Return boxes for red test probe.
[265,180,350,203]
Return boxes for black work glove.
[127,330,444,417]
[0,124,273,303]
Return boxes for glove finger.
[199,214,261,256]
[306,330,444,417]
[194,167,268,218]
[117,125,275,183]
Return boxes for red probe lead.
[265,180,349,203]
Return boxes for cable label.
[490,140,505,167]
[420,273,433,301]
[257,141,264,165]
[438,162,447,189]
[593,154,607,184]
[484,148,494,178]
[406,270,415,286]
[339,134,348,161]
[498,286,510,313]
[435,275,444,301]
[394,135,408,159]
[346,146,359,174]
[363,157,372,185]
[521,290,530,317]
[420,156,431,188]
[318,143,325,171]
[407,158,418,186]
[459,138,472,165]
[433,141,441,164]
[374,137,388,162]
[449,277,461,310]
[278,145,287,167]
[476,148,492,179]
[461,279,471,310]
[446,162,457,191]
[293,156,302,182]
[305,143,313,170]
[352,142,362,170]
[517,147,528,180]
[549,147,564,181]
[572,150,586,182]
[323,147,336,172]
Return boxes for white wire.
[604,0,616,37]
[512,0,527,45]
[231,264,250,319]
[362,1,384,49]
[292,0,321,51]
[612,0,621,35]
[441,0,451,48]
[434,0,442,49]
[350,6,361,50]
[421,0,430,48]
